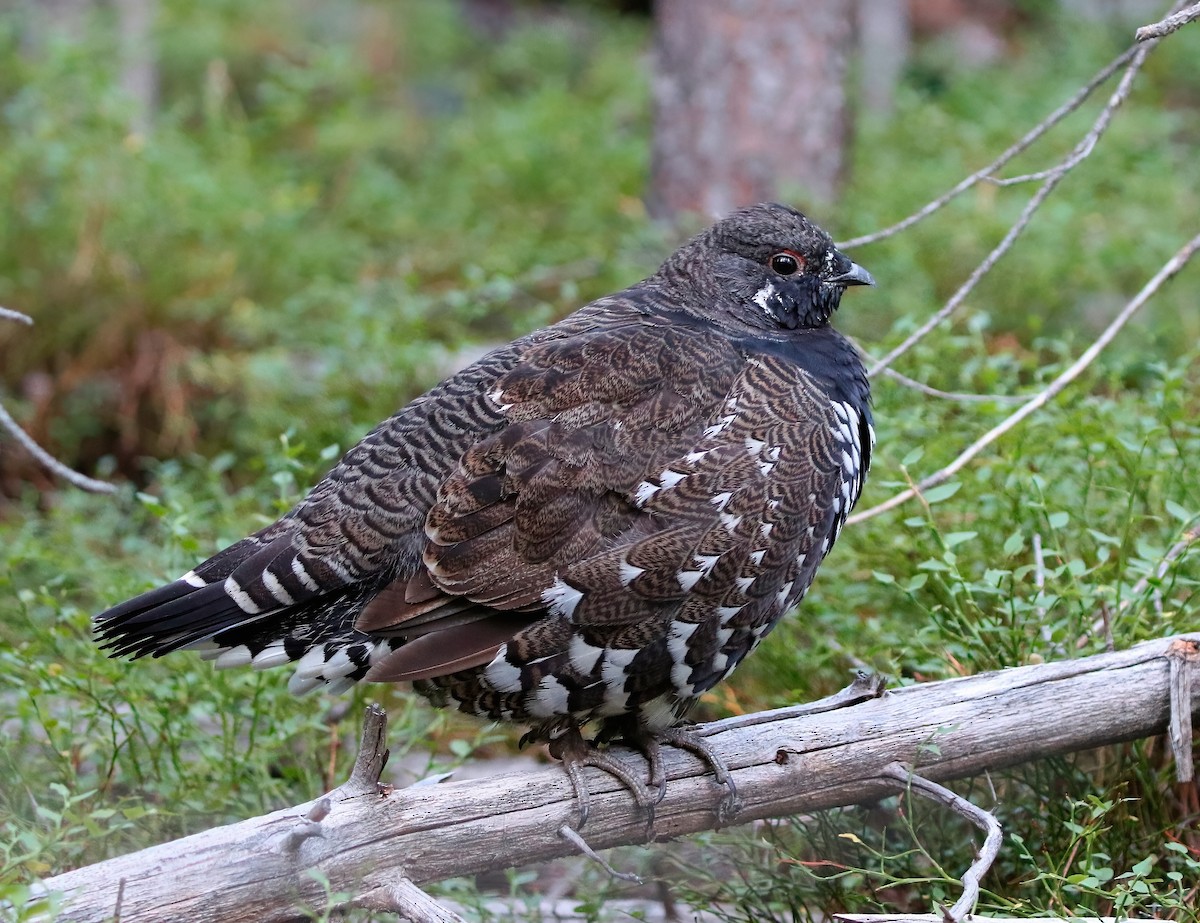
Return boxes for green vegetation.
[1,2,1198,920]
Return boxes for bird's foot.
[548,726,658,830]
[628,724,741,825]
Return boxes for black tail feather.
[94,579,273,659]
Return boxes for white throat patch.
[752,283,776,316]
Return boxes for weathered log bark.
[648,0,854,219]
[39,635,1199,923]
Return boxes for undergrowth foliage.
[1,2,1199,921]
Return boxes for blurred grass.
[0,0,654,481]
[1,1,1199,920]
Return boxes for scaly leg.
[548,726,657,829]
[626,723,741,825]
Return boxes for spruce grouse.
[96,203,874,821]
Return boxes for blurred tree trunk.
[648,0,854,220]
[14,0,157,133]
[115,0,158,134]
[858,0,909,118]
[19,0,93,49]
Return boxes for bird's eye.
[770,252,803,275]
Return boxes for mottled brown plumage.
[95,203,874,817]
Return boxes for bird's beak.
[828,260,875,287]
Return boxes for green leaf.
[922,481,962,504]
[1165,499,1193,523]
[943,531,977,549]
[1003,531,1025,556]
[1048,511,1070,529]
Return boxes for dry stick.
[333,708,469,921]
[1137,0,1200,40]
[557,824,644,884]
[1077,520,1200,649]
[0,308,119,495]
[331,702,389,799]
[279,707,389,855]
[1032,533,1055,649]
[983,42,1148,192]
[880,762,1004,923]
[0,306,33,325]
[355,878,468,923]
[835,46,1139,251]
[848,231,1200,527]
[1121,523,1200,610]
[880,367,1026,405]
[866,43,1152,380]
[699,670,888,736]
[0,401,118,494]
[1166,638,1199,783]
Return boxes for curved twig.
[879,367,1026,405]
[880,762,1004,923]
[866,42,1153,379]
[835,46,1139,251]
[0,309,118,494]
[1136,1,1200,40]
[849,231,1200,526]
[0,306,33,325]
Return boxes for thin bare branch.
[1123,523,1200,609]
[331,703,389,799]
[0,400,119,494]
[848,231,1200,526]
[0,310,119,494]
[835,46,1138,251]
[355,878,468,923]
[557,824,644,884]
[1079,519,1200,646]
[0,306,33,325]
[985,36,1153,189]
[866,44,1152,379]
[1136,1,1200,40]
[867,174,1063,378]
[881,762,1003,923]
[879,367,1026,404]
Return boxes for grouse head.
[659,202,873,332]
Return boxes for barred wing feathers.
[95,305,869,720]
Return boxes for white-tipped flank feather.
[214,646,254,670]
[251,643,291,670]
[542,577,584,619]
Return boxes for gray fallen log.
[40,634,1200,923]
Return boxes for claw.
[646,742,669,805]
[547,723,740,830]
[652,725,741,824]
[549,727,657,830]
